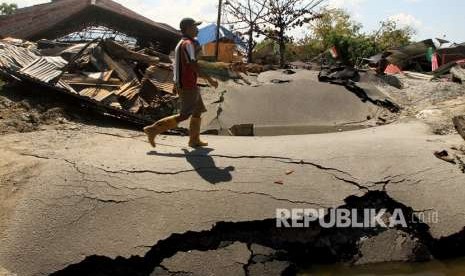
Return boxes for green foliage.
[253,39,279,64]
[257,0,326,67]
[323,31,379,65]
[293,8,415,65]
[311,8,362,48]
[374,19,416,51]
[0,2,17,15]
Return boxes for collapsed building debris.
[0,38,179,125]
[0,0,180,52]
[365,39,465,83]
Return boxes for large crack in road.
[2,121,465,276]
[50,191,465,276]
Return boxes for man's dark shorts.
[179,87,207,118]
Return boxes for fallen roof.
[0,0,181,53]
[436,44,465,65]
[386,39,435,67]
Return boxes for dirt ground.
[0,80,138,135]
[377,75,465,135]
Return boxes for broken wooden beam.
[143,48,172,63]
[102,51,137,82]
[61,74,122,87]
[103,40,159,65]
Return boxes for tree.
[373,19,415,51]
[224,0,269,63]
[260,0,326,67]
[311,8,361,48]
[0,3,17,16]
[308,8,365,65]
[307,8,415,66]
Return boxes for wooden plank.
[102,51,137,82]
[143,48,172,63]
[61,74,122,85]
[103,40,159,65]
[103,70,114,82]
[65,82,121,88]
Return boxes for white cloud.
[328,0,367,9]
[2,0,48,7]
[112,0,218,29]
[327,0,367,20]
[388,12,423,29]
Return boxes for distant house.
[197,24,246,63]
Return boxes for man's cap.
[180,18,202,31]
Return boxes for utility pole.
[215,0,223,61]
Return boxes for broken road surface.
[1,121,465,275]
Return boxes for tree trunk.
[279,38,286,68]
[247,27,254,63]
[278,27,286,68]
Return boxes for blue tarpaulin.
[197,24,246,50]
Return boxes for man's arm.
[183,41,219,88]
[192,63,218,88]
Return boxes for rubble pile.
[0,38,179,125]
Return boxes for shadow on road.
[148,148,235,184]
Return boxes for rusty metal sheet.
[56,80,78,94]
[114,79,140,101]
[146,65,175,94]
[79,87,116,102]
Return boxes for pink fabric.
[329,46,338,59]
[432,53,439,71]
[384,64,402,75]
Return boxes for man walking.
[144,18,218,148]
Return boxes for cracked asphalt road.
[1,121,465,275]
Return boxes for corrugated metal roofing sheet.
[19,56,68,83]
[0,38,176,125]
[147,66,175,94]
[0,42,39,71]
[79,87,116,102]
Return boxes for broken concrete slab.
[199,79,395,135]
[453,115,465,141]
[248,260,292,276]
[1,122,465,275]
[451,65,465,84]
[157,242,250,276]
[355,230,432,265]
[0,266,16,276]
[256,69,319,84]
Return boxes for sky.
[3,0,465,42]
